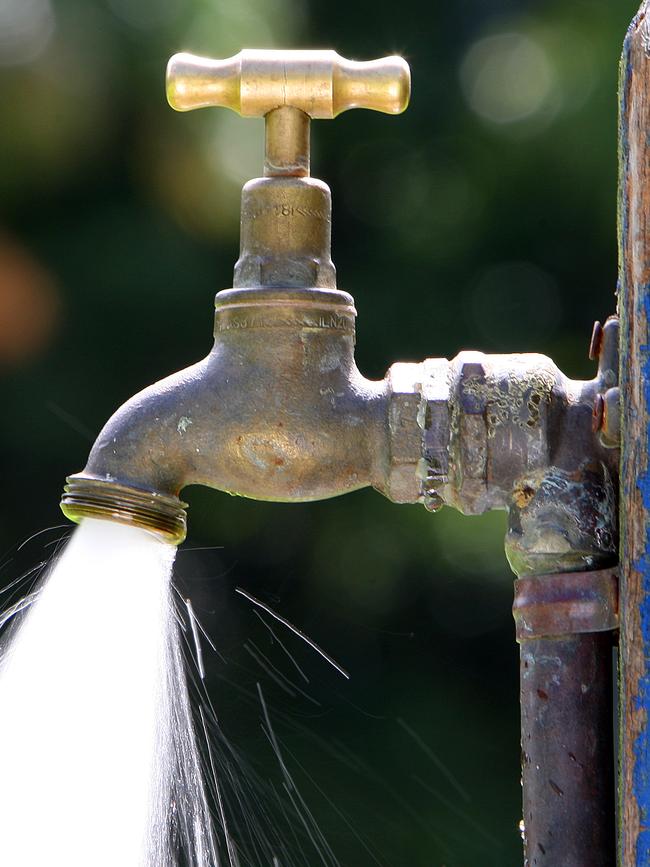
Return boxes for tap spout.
[61,286,389,544]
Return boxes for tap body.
[62,48,619,572]
[72,285,387,504]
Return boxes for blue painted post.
[619,3,650,863]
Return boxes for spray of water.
[0,518,216,867]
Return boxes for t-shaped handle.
[166,49,410,176]
[166,49,410,117]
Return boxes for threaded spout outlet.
[60,476,187,545]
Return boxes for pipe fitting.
[382,352,573,512]
[384,363,428,504]
[418,318,619,576]
[380,319,619,575]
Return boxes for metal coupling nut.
[513,568,619,640]
[449,354,489,514]
[384,359,451,507]
[386,363,425,503]
[419,358,451,511]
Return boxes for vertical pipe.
[619,3,650,863]
[513,570,617,866]
[519,634,615,866]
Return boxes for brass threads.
[265,107,310,177]
[60,476,187,545]
[214,287,356,335]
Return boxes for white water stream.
[0,518,216,867]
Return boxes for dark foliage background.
[0,1,636,864]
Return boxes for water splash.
[0,518,216,867]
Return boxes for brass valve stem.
[264,107,310,177]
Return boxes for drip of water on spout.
[0,518,216,867]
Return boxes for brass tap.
[61,50,411,543]
[61,50,618,579]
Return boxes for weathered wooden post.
[619,3,650,864]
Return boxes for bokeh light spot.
[460,32,556,125]
[0,236,59,365]
[206,112,264,187]
[0,0,54,66]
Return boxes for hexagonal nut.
[457,356,488,416]
[386,362,425,503]
[260,255,336,289]
[420,357,451,499]
[448,353,489,514]
[235,254,336,289]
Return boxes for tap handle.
[166,49,410,118]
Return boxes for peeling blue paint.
[616,16,650,863]
[634,288,650,865]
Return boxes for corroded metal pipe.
[518,630,615,866]
[514,569,618,867]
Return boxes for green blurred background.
[0,0,637,864]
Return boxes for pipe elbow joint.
[383,322,620,577]
[379,327,620,576]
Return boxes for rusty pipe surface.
[514,569,618,867]
[505,353,619,867]
[519,630,615,867]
